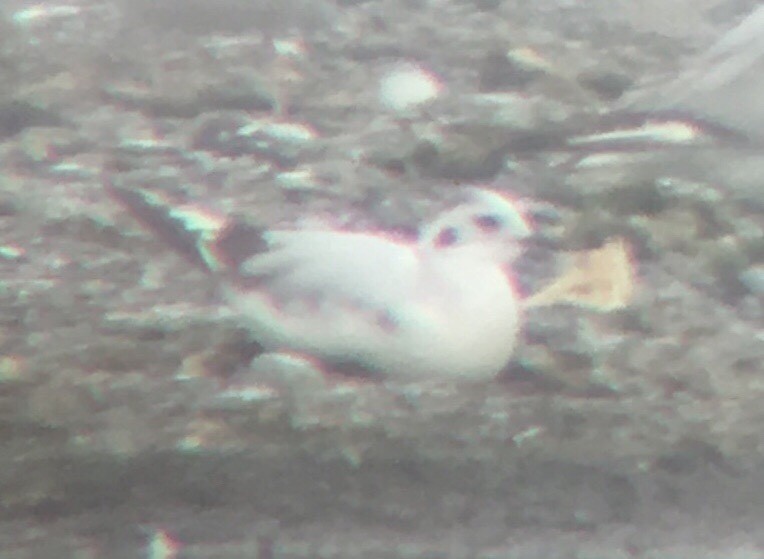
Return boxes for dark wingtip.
[211,220,269,273]
[107,179,223,273]
[107,177,269,277]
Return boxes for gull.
[108,182,532,380]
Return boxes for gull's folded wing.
[109,182,418,311]
[242,230,418,309]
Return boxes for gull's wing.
[243,230,418,308]
[108,183,418,310]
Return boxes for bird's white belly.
[226,266,520,380]
[383,278,520,379]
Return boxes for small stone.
[379,61,443,113]
[739,266,764,295]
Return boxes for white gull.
[109,184,532,380]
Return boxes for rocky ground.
[0,0,763,557]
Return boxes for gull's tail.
[106,179,267,276]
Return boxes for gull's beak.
[520,197,562,234]
[518,202,562,250]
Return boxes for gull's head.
[419,188,532,262]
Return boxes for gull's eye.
[473,214,502,232]
[434,226,459,247]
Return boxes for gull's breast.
[381,263,522,379]
[225,256,521,380]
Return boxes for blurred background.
[0,0,762,557]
